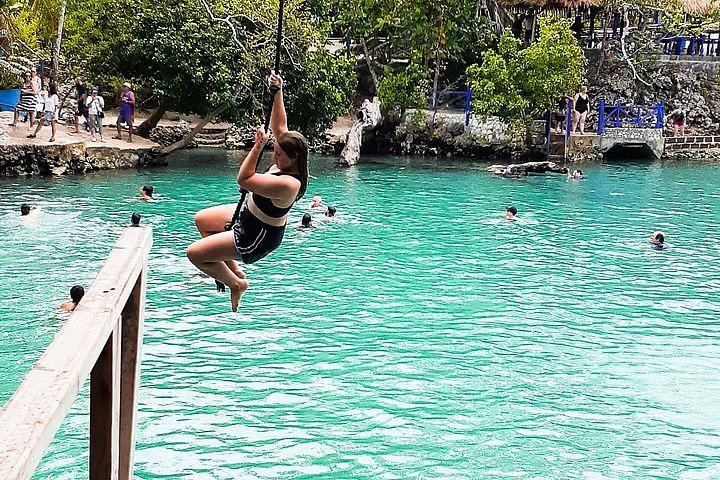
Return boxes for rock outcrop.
[0,141,163,177]
[339,98,382,167]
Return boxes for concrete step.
[195,137,226,146]
[196,131,226,140]
[201,126,228,134]
[547,153,566,161]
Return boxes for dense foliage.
[1,0,354,136]
[467,18,586,130]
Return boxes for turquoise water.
[1,151,720,479]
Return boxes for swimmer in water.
[568,169,584,180]
[60,285,85,312]
[298,213,313,229]
[140,185,154,201]
[309,195,323,209]
[325,205,336,219]
[20,204,40,216]
[130,212,141,226]
[506,205,518,220]
[650,231,665,250]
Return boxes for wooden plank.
[118,267,146,480]
[0,227,152,480]
[90,325,121,480]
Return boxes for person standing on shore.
[27,83,59,142]
[670,108,686,137]
[114,82,135,143]
[572,86,590,135]
[9,71,37,128]
[73,77,89,134]
[86,86,106,142]
[30,68,42,130]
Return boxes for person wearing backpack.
[86,86,106,142]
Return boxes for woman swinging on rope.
[187,72,309,311]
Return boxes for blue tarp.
[0,89,20,111]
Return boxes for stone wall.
[663,135,720,160]
[600,128,664,159]
[588,56,720,136]
[0,142,163,177]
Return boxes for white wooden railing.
[0,226,152,479]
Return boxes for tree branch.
[198,0,248,54]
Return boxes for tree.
[61,0,353,141]
[467,17,586,145]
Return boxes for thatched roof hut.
[682,0,720,15]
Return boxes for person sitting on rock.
[60,285,85,312]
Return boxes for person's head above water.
[650,231,665,245]
[301,213,312,228]
[20,204,31,216]
[325,206,336,218]
[131,212,141,226]
[310,195,323,208]
[141,185,153,197]
[70,285,85,303]
[506,206,518,219]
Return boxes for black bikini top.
[251,171,302,219]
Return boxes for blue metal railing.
[597,101,664,134]
[661,35,720,57]
[430,89,472,126]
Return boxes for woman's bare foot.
[230,280,249,312]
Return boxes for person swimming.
[130,212,141,226]
[325,205,336,219]
[299,213,313,229]
[506,206,518,220]
[309,195,323,209]
[20,204,40,217]
[140,185,154,201]
[568,169,584,180]
[60,285,85,312]
[650,231,665,250]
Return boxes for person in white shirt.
[85,86,106,142]
[34,85,46,128]
[30,68,42,129]
[28,83,59,142]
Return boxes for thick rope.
[226,0,285,231]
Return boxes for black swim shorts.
[233,208,285,264]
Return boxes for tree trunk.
[430,49,441,132]
[52,0,67,79]
[136,106,167,138]
[159,104,229,156]
[361,36,378,93]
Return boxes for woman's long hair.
[278,131,309,200]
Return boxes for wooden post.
[118,265,146,480]
[90,324,121,479]
[0,227,152,480]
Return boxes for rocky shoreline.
[0,141,163,176]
